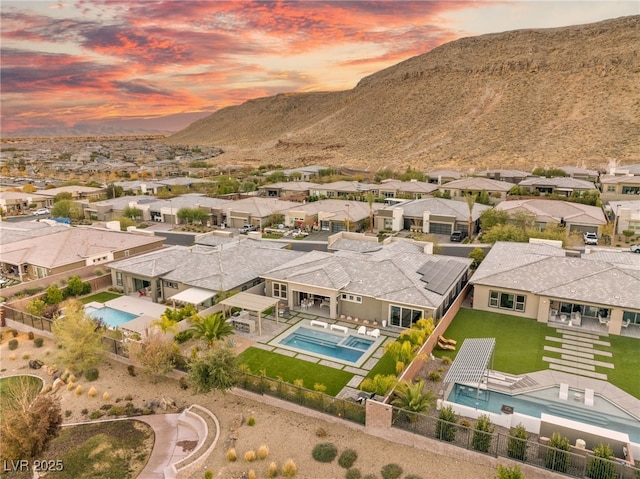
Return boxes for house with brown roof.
[437,177,513,203]
[600,175,640,202]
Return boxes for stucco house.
[438,177,513,203]
[495,199,607,235]
[600,175,640,203]
[516,177,598,197]
[608,200,640,235]
[261,240,472,327]
[470,242,640,336]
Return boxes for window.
[489,290,526,312]
[621,186,640,195]
[607,186,616,192]
[163,281,178,289]
[341,293,362,303]
[389,305,422,328]
[623,311,640,325]
[273,282,287,299]
[383,218,393,230]
[124,250,130,257]
[115,272,123,287]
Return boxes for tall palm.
[189,313,234,346]
[391,380,434,421]
[465,193,478,240]
[366,191,376,232]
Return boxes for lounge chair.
[439,335,457,345]
[598,315,609,325]
[437,340,455,351]
[621,319,630,328]
[356,325,367,335]
[367,328,380,338]
[559,383,569,400]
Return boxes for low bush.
[127,365,136,376]
[22,354,30,360]
[89,410,104,420]
[381,463,403,479]
[338,449,358,469]
[174,330,193,344]
[8,339,18,350]
[312,443,338,463]
[10,329,18,337]
[88,387,98,398]
[507,424,529,461]
[472,414,495,453]
[107,405,126,416]
[586,443,617,479]
[427,371,441,382]
[102,392,110,401]
[84,367,99,381]
[33,337,44,347]
[435,405,458,442]
[226,448,237,462]
[281,459,297,478]
[404,476,424,479]
[545,433,570,473]
[496,465,525,479]
[81,408,89,415]
[247,471,256,479]
[244,450,256,462]
[346,469,362,479]
[66,382,75,391]
[257,445,269,460]
[27,331,35,340]
[247,416,256,426]
[74,385,84,396]
[266,462,278,478]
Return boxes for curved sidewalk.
[137,414,198,479]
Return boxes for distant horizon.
[2,1,638,137]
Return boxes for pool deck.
[228,308,400,400]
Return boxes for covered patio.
[218,292,282,336]
[167,287,216,309]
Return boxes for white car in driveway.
[33,208,50,216]
[631,244,640,254]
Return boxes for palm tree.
[189,313,234,346]
[391,380,434,422]
[465,193,478,240]
[366,191,376,232]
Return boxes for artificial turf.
[80,291,122,304]
[435,308,639,399]
[237,347,354,396]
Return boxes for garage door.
[428,222,452,235]
[569,224,595,234]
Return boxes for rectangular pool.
[276,326,375,364]
[448,384,640,442]
[85,306,138,329]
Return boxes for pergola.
[218,292,281,335]
[167,287,216,308]
[443,338,495,403]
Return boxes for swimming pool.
[448,384,640,442]
[85,306,139,328]
[275,326,375,364]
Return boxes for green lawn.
[237,347,354,396]
[365,350,396,378]
[80,291,122,304]
[436,308,639,398]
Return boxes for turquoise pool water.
[277,327,374,363]
[448,384,640,442]
[85,306,138,328]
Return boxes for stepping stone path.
[543,327,613,381]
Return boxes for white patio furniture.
[367,328,380,338]
[310,320,328,329]
[598,314,609,325]
[559,383,569,400]
[356,325,367,335]
[621,318,630,328]
[330,324,348,334]
[584,388,594,406]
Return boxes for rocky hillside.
[166,16,640,172]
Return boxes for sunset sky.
[1,1,637,136]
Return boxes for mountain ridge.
[166,16,640,171]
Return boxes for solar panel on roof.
[417,258,467,295]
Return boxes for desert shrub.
[66,382,75,391]
[460,419,471,428]
[42,384,52,393]
[247,416,255,426]
[127,365,136,376]
[9,353,16,360]
[507,424,529,461]
[427,371,441,382]
[81,408,88,415]
[8,339,18,350]
[266,462,278,478]
[174,330,193,344]
[102,392,110,401]
[179,377,189,390]
[346,469,362,479]
[68,374,77,383]
[10,329,18,337]
[245,450,257,462]
[33,337,44,347]
[84,367,99,381]
[316,427,327,437]
[124,394,133,401]
[247,471,257,479]
[27,331,35,340]
[64,410,72,418]
[312,442,338,463]
[226,448,237,462]
[107,405,126,416]
[404,476,424,479]
[89,410,104,420]
[586,443,617,479]
[381,463,403,479]
[545,432,570,473]
[87,387,97,398]
[362,475,377,479]
[204,471,213,479]
[22,354,30,360]
[281,459,297,477]
[338,449,358,469]
[472,414,495,453]
[314,383,327,393]
[74,385,84,396]
[496,465,525,479]
[435,405,458,442]
[257,445,269,460]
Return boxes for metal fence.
[2,306,53,332]
[391,407,640,479]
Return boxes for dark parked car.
[450,230,467,242]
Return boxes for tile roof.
[495,199,606,225]
[471,242,640,309]
[388,197,491,221]
[442,177,514,192]
[517,177,596,189]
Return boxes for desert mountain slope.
[166,16,640,172]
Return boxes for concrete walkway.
[136,414,198,479]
